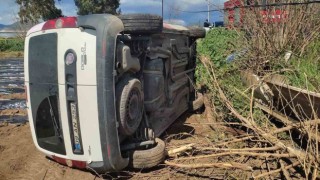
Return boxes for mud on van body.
[24,14,205,173]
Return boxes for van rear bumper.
[77,14,128,172]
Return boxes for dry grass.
[237,0,320,73]
[0,51,24,59]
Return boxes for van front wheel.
[129,138,166,169]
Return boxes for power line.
[174,0,320,14]
[176,9,221,13]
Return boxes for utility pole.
[162,0,164,18]
[206,0,210,22]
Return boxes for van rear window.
[29,33,66,155]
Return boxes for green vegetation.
[196,28,241,88]
[74,0,120,15]
[0,38,24,52]
[282,39,320,92]
[0,38,24,58]
[16,0,62,23]
[197,28,240,68]
[196,28,254,121]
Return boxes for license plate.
[70,102,81,151]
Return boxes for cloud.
[0,0,19,24]
[120,0,162,15]
[55,0,77,16]
[164,19,186,26]
[121,0,161,7]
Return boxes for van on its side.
[25,14,205,173]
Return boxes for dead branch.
[253,161,300,179]
[212,66,306,159]
[199,56,310,171]
[215,135,256,147]
[256,103,320,129]
[312,163,318,180]
[235,84,320,143]
[175,151,293,161]
[164,160,253,171]
[279,159,292,180]
[184,122,242,126]
[259,106,320,143]
[167,144,195,157]
[198,146,280,152]
[257,103,320,141]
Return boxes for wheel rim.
[127,88,142,127]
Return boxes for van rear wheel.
[119,14,163,34]
[129,138,166,169]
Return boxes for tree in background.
[74,0,120,15]
[16,0,62,23]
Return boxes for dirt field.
[0,109,232,180]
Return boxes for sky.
[0,0,226,26]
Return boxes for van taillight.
[52,156,87,169]
[42,17,77,31]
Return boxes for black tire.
[190,93,204,111]
[129,138,166,169]
[116,77,144,136]
[119,14,163,34]
[188,27,206,38]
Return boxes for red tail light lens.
[52,156,87,169]
[42,17,77,31]
[42,19,56,30]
